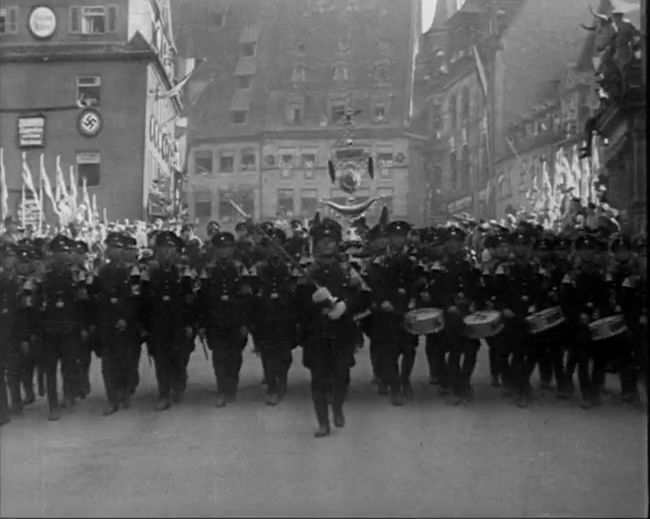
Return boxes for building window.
[219,151,235,173]
[301,153,317,168]
[430,104,442,134]
[461,87,470,123]
[76,76,101,106]
[449,94,457,131]
[373,103,387,122]
[195,191,212,218]
[300,189,319,215]
[280,152,295,168]
[377,151,394,166]
[375,64,389,82]
[211,12,225,27]
[194,150,213,175]
[291,65,306,82]
[277,189,295,217]
[237,76,252,89]
[287,105,302,125]
[70,6,118,34]
[461,145,470,191]
[241,42,257,57]
[449,152,458,190]
[76,152,101,187]
[218,192,237,222]
[377,188,394,214]
[0,6,18,34]
[241,148,256,171]
[333,64,348,81]
[330,103,346,123]
[230,110,248,124]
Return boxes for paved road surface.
[1,340,647,517]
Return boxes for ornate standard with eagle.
[321,108,384,218]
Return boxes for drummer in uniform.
[568,230,612,408]
[296,217,368,437]
[420,226,451,387]
[197,231,251,408]
[439,224,481,404]
[368,219,419,405]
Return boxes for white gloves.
[328,300,347,320]
[312,286,333,304]
[380,300,394,312]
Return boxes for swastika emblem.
[77,108,103,137]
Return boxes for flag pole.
[21,183,26,229]
[38,154,44,234]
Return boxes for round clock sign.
[77,108,103,138]
[28,6,57,39]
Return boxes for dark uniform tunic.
[41,264,83,412]
[197,259,250,399]
[249,258,297,397]
[143,262,196,403]
[297,259,366,427]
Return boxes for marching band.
[0,208,646,437]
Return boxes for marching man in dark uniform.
[41,235,84,421]
[296,216,368,437]
[96,232,146,415]
[143,231,196,411]
[439,224,481,405]
[0,242,21,425]
[249,225,298,405]
[197,231,251,408]
[368,219,419,405]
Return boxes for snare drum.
[588,314,627,341]
[464,310,503,339]
[404,308,445,335]
[525,306,565,335]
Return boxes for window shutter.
[107,6,118,32]
[70,6,81,33]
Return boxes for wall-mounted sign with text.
[17,115,46,148]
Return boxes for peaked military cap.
[212,231,235,247]
[155,230,183,250]
[49,234,74,253]
[386,220,412,236]
[445,225,466,241]
[311,218,342,244]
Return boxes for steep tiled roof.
[172,0,418,141]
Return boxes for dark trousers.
[573,324,608,401]
[150,327,193,400]
[369,339,381,380]
[6,343,31,409]
[101,331,140,404]
[447,337,480,396]
[43,329,81,411]
[524,327,568,393]
[378,331,417,394]
[0,358,8,421]
[152,347,189,399]
[491,319,525,392]
[77,334,94,397]
[425,331,444,379]
[207,330,247,397]
[309,346,350,426]
[256,337,292,395]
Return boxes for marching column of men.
[0,213,646,436]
